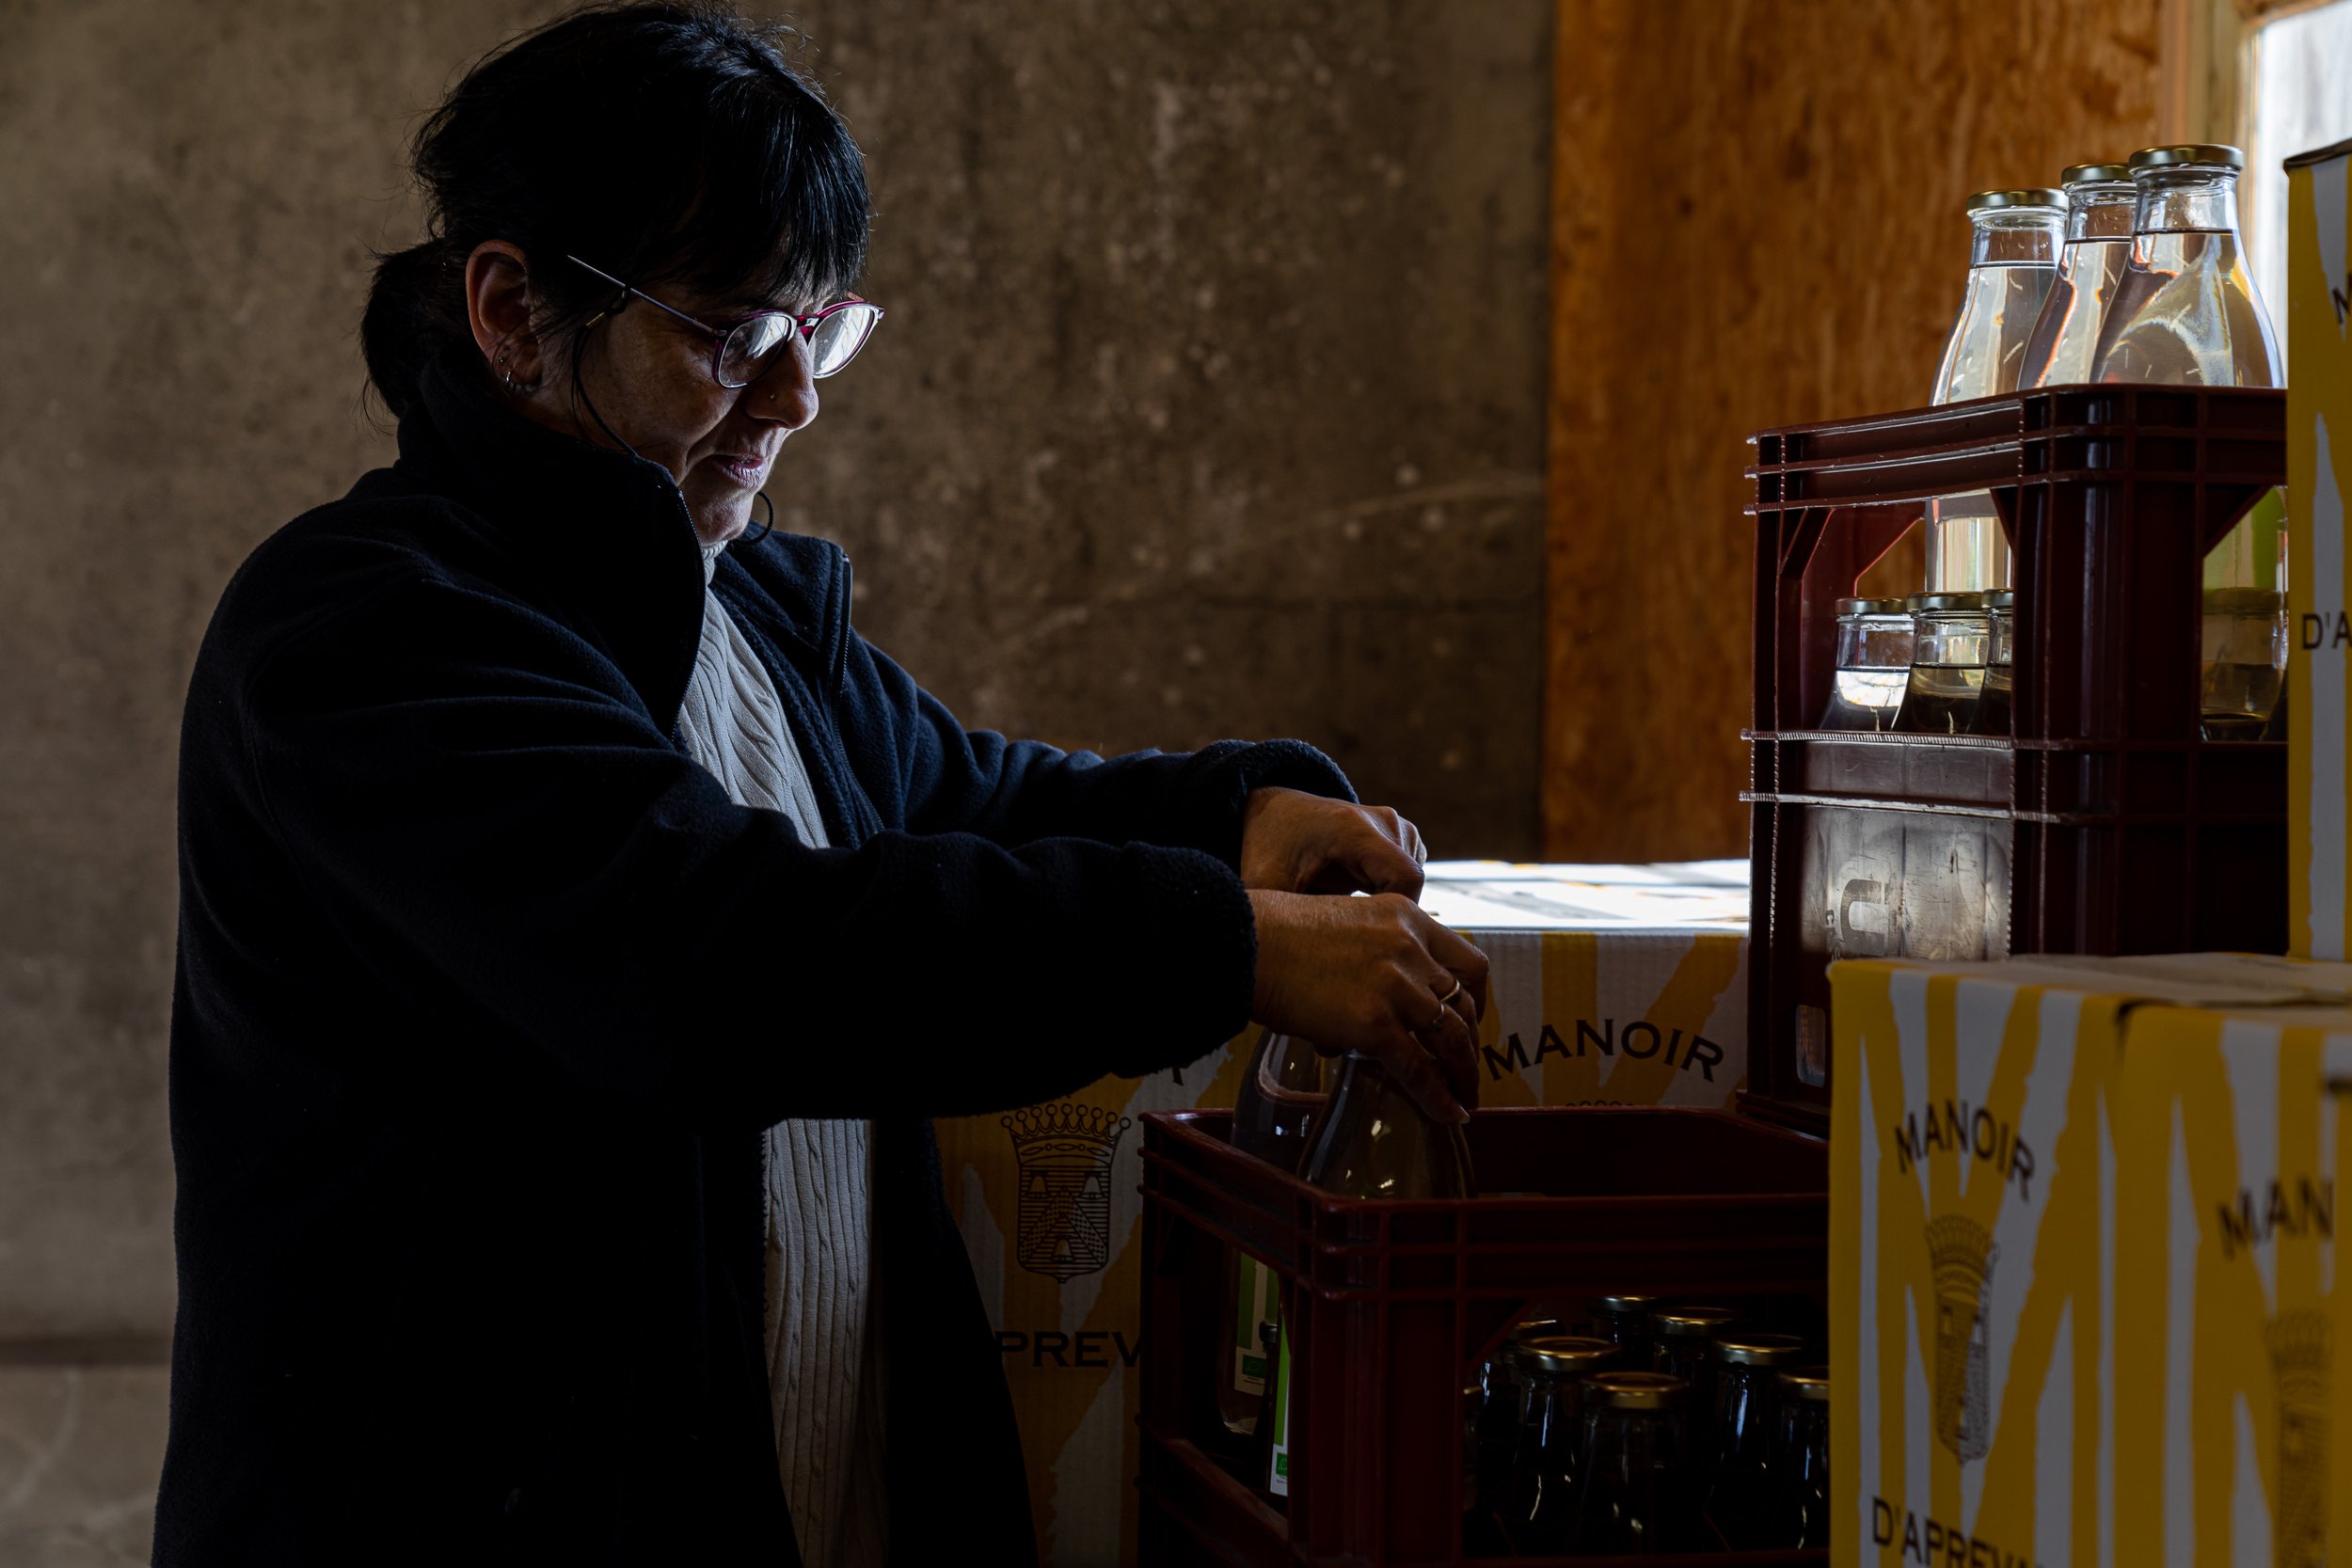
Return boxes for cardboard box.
[936,861,1750,1566]
[1831,953,2352,1567]
[2288,135,2352,959]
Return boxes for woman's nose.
[748,342,819,430]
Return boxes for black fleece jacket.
[154,350,1354,1566]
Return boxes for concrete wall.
[0,1,1552,1559]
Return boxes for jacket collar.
[391,348,846,727]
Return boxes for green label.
[1231,1257,1277,1396]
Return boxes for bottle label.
[1267,1322,1294,1497]
[1232,1257,1276,1395]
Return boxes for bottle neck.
[1970,208,2063,267]
[2063,181,2136,242]
[2132,166,2242,235]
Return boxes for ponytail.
[359,238,466,420]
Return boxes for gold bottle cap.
[2060,163,2132,184]
[1907,592,1986,611]
[2129,144,2244,171]
[1584,1370,1691,1411]
[1715,1333,1808,1366]
[1838,596,1907,615]
[1965,188,2065,212]
[1597,1294,1657,1313]
[1517,1335,1625,1377]
[1650,1306,1739,1338]
[1779,1365,1832,1402]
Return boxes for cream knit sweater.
[678,540,889,1567]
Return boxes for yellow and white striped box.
[937,861,1749,1567]
[1832,953,2352,1567]
[2288,135,2352,959]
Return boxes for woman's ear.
[464,240,544,392]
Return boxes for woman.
[156,6,1487,1563]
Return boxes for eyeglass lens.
[719,305,881,387]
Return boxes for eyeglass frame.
[563,254,882,388]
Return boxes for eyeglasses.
[565,255,883,388]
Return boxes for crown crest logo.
[2265,1310,2331,1568]
[1923,1214,1998,1464]
[1004,1101,1132,1282]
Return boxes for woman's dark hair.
[361,2,870,419]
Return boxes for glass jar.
[1819,597,1914,731]
[1496,1335,1623,1554]
[1220,1031,1328,1437]
[1702,1333,1808,1547]
[1971,589,2015,736]
[2020,163,2137,388]
[1567,1371,1703,1555]
[1928,189,2068,593]
[1770,1366,1833,1550]
[1894,592,1991,735]
[1470,1316,1569,1508]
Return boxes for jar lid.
[1584,1370,1690,1411]
[1597,1293,1657,1312]
[2129,144,2244,171]
[1906,592,1985,610]
[1984,590,2015,609]
[2060,162,2132,184]
[1715,1332,1808,1366]
[1966,188,2065,212]
[1517,1335,1624,1377]
[1504,1317,1567,1346]
[1837,596,1907,615]
[1778,1365,1832,1402]
[2204,587,2284,612]
[1650,1306,1739,1337]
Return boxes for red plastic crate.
[1742,385,2287,1132]
[1136,1107,1829,1567]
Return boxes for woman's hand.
[1248,888,1488,1123]
[1240,786,1426,898]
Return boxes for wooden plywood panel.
[1543,0,2167,861]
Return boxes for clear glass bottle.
[2093,144,2286,736]
[1219,1030,1328,1437]
[1927,189,2068,594]
[1971,589,2015,736]
[1497,1336,1623,1555]
[1820,597,1915,731]
[1269,1052,1475,1501]
[1647,1306,1739,1481]
[2202,585,2289,740]
[1702,1333,1808,1548]
[1298,1051,1476,1200]
[1567,1371,1702,1555]
[1770,1366,1832,1550]
[2020,164,2137,388]
[1471,1314,1569,1511]
[1894,592,1992,734]
[1593,1295,1658,1380]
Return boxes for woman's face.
[467,244,820,546]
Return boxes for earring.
[741,490,775,546]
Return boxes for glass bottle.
[1971,589,2015,736]
[1702,1333,1808,1547]
[1770,1366,1833,1550]
[1566,1371,1700,1555]
[1219,1030,1328,1437]
[1269,1052,1475,1502]
[1927,189,2068,594]
[2092,144,2286,738]
[1820,597,1915,731]
[1894,593,1991,734]
[1647,1306,1739,1477]
[1497,1336,1623,1555]
[1298,1051,1476,1200]
[1471,1314,1569,1511]
[2020,163,2137,388]
[1595,1295,1658,1363]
